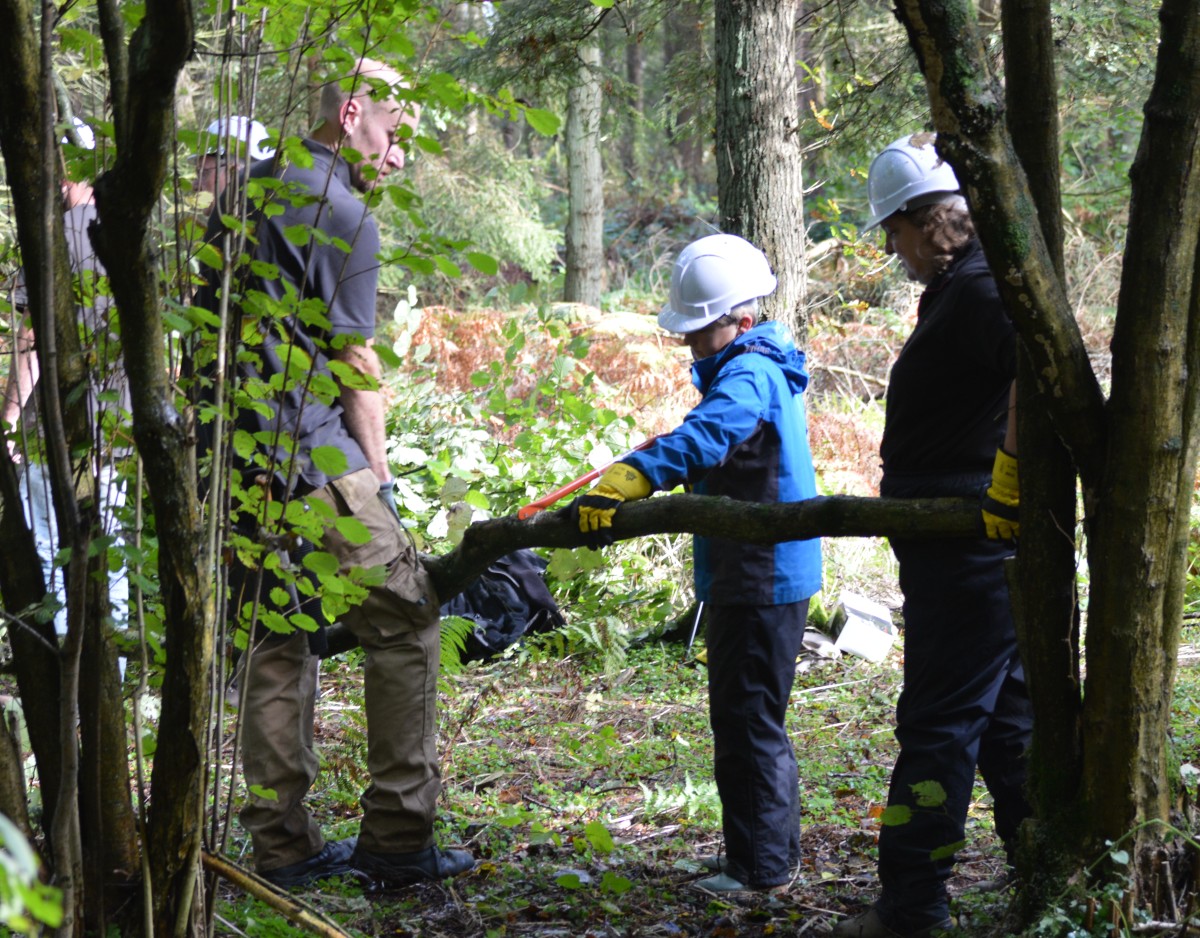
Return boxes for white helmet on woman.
[658,234,777,334]
[864,132,960,230]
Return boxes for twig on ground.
[201,851,354,938]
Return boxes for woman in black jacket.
[833,133,1031,938]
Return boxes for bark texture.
[322,493,980,656]
[88,0,206,933]
[1001,0,1085,901]
[564,43,604,307]
[715,0,808,342]
[895,0,1200,914]
[1080,0,1200,870]
[430,494,977,601]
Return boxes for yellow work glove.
[572,462,652,549]
[981,447,1019,540]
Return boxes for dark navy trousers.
[706,599,809,888]
[877,472,1033,927]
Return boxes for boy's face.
[682,313,753,361]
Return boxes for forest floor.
[212,302,1023,937]
[211,296,1137,936]
[216,643,1022,938]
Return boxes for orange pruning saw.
[517,436,660,520]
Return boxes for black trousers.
[707,598,809,888]
[877,473,1033,926]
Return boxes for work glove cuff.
[988,447,1019,505]
[596,462,652,502]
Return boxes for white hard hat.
[63,116,95,150]
[204,116,274,161]
[864,132,960,230]
[658,234,777,334]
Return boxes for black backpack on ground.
[439,549,565,661]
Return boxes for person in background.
[193,58,474,890]
[195,115,274,197]
[832,132,1031,938]
[1,117,129,649]
[573,233,822,893]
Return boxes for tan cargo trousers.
[239,467,442,871]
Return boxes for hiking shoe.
[832,905,953,938]
[351,844,475,886]
[694,871,790,894]
[699,855,729,873]
[259,837,358,889]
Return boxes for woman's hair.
[903,198,976,279]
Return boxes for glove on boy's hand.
[981,448,1019,540]
[572,462,651,550]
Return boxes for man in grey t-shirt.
[194,58,474,890]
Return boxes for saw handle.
[517,436,659,520]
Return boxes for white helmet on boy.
[864,132,960,231]
[658,234,777,334]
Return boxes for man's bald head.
[319,58,407,124]
[312,57,420,191]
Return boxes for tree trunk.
[715,0,808,343]
[894,0,1200,917]
[89,0,206,933]
[1001,0,1085,909]
[563,42,604,308]
[621,11,644,182]
[0,0,92,926]
[1079,0,1200,894]
[662,5,707,184]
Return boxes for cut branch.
[324,493,978,656]
[427,493,977,599]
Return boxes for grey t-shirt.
[194,139,380,496]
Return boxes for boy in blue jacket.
[574,233,822,891]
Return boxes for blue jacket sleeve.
[624,362,770,492]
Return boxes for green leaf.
[1110,849,1130,866]
[415,135,444,155]
[249,785,279,801]
[555,872,584,890]
[590,0,615,6]
[303,551,340,577]
[261,610,291,634]
[464,489,491,510]
[335,516,372,544]
[433,254,463,278]
[879,804,912,826]
[283,224,312,246]
[524,107,561,136]
[466,252,499,275]
[375,343,403,369]
[310,445,349,477]
[194,242,223,271]
[911,780,948,808]
[929,839,966,861]
[269,587,291,608]
[584,820,615,855]
[599,871,632,895]
[18,881,64,927]
[290,613,320,633]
